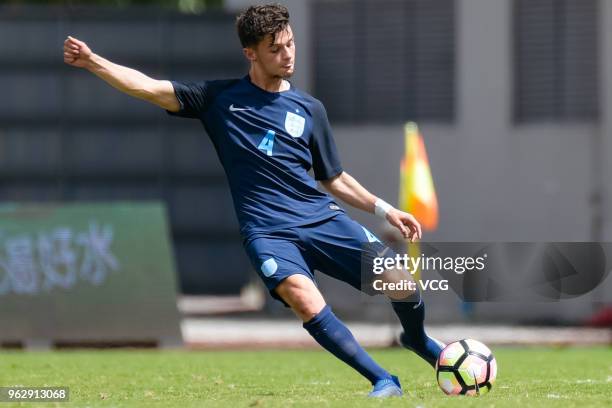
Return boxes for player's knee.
[292,298,323,321]
[380,266,418,300]
[285,290,324,321]
[275,275,326,321]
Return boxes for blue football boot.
[368,375,403,398]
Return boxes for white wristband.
[374,198,393,219]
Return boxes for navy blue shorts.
[243,213,392,305]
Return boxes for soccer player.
[63,4,443,398]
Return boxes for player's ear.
[243,47,257,62]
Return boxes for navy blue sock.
[392,295,444,367]
[303,305,391,385]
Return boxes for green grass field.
[0,347,610,407]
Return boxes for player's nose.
[280,46,292,59]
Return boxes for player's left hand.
[385,209,422,242]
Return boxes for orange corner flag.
[398,122,439,231]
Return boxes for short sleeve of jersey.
[166,80,209,118]
[310,101,343,180]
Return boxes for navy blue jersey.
[167,75,344,239]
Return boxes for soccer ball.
[436,339,497,396]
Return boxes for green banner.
[0,202,182,346]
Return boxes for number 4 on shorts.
[258,130,275,156]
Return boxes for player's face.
[251,26,295,79]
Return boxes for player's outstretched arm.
[63,36,180,112]
[321,171,422,242]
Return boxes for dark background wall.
[0,5,251,295]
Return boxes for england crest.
[284,111,305,138]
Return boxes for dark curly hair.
[236,4,290,48]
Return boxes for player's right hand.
[63,36,93,68]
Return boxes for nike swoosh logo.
[229,104,251,112]
[412,296,422,309]
[376,246,389,258]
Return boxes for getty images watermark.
[371,252,487,292]
[361,242,612,302]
